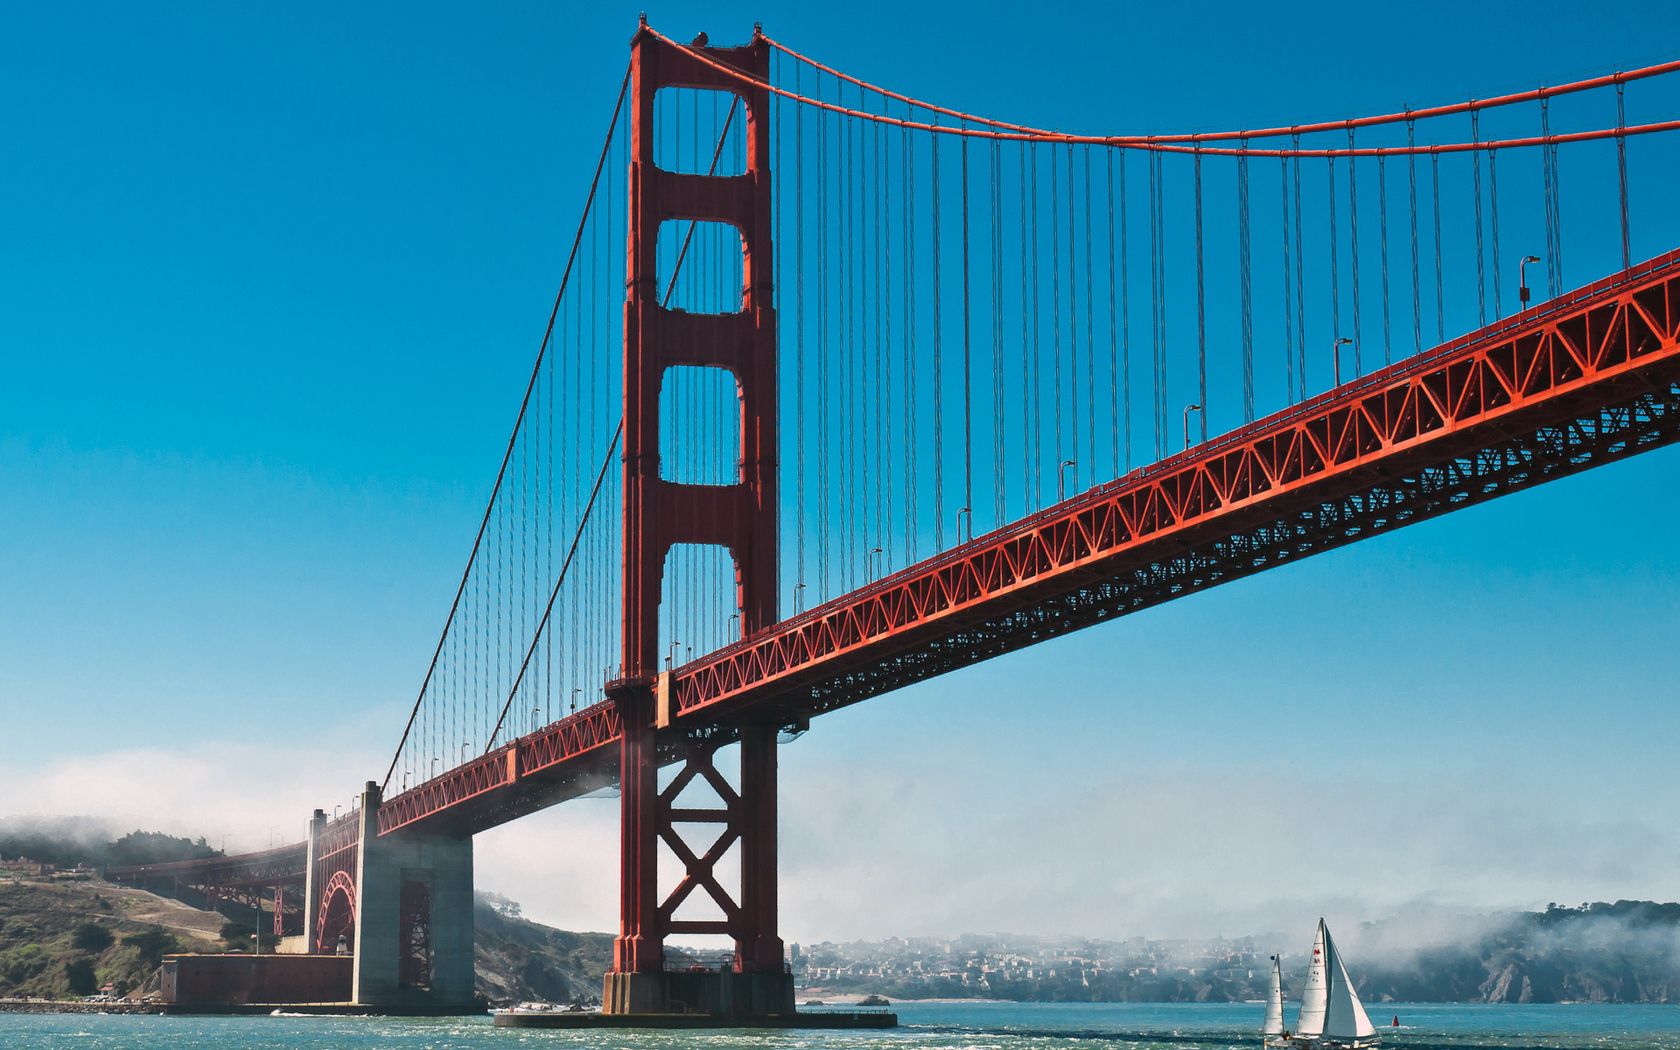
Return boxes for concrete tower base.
[351,782,475,1010]
[603,969,795,1020]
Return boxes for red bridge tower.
[606,22,790,1017]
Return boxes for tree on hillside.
[70,922,113,952]
[106,831,217,867]
[64,957,96,995]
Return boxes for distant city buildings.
[789,932,1272,1001]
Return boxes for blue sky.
[4,0,1680,940]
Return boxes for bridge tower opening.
[608,21,791,1018]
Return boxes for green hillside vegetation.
[0,878,222,999]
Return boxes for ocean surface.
[3,1002,1678,1050]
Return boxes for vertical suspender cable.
[1031,144,1044,500]
[794,62,806,598]
[1431,151,1444,342]
[1020,144,1033,507]
[903,109,919,562]
[1472,108,1487,326]
[1238,144,1253,421]
[1194,147,1207,440]
[1616,83,1630,270]
[960,132,973,539]
[1489,145,1504,318]
[1280,154,1296,403]
[992,140,1005,525]
[1328,152,1341,381]
[1104,147,1120,474]
[1407,118,1422,355]
[1119,149,1132,473]
[1292,139,1306,394]
[931,119,945,549]
[1378,153,1391,366]
[1051,146,1064,466]
[1347,127,1362,376]
[1083,146,1096,476]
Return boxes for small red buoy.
[1392,1016,1400,1027]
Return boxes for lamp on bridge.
[1181,407,1202,451]
[1521,254,1542,306]
[1057,461,1077,503]
[1332,337,1354,387]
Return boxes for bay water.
[3,1001,1678,1049]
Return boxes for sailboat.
[1266,919,1378,1049]
[1262,955,1287,1047]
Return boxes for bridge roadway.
[107,842,308,891]
[133,245,1680,874]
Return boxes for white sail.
[1263,955,1285,1036]
[1322,923,1376,1041]
[1294,919,1329,1038]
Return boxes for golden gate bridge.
[111,21,1680,1020]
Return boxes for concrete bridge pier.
[350,781,475,1010]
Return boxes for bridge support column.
[608,19,790,1023]
[301,808,326,951]
[350,781,475,1010]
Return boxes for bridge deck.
[376,248,1680,838]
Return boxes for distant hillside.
[0,877,225,999]
[800,902,1680,1004]
[1351,901,1680,1004]
[0,816,218,870]
[473,893,612,1005]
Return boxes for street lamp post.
[1182,405,1202,450]
[1332,337,1353,387]
[1057,460,1077,502]
[868,546,884,580]
[1520,255,1542,306]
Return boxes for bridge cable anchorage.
[650,27,1680,153]
[381,63,630,795]
[756,29,1680,144]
